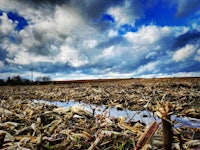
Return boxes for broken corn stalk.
[135,121,159,150]
[162,115,173,150]
[0,132,6,148]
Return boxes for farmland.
[0,77,200,149]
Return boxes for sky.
[0,0,200,81]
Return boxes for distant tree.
[21,78,31,85]
[42,76,51,82]
[36,76,51,83]
[6,76,11,84]
[6,76,17,85]
[9,75,22,85]
[6,75,28,85]
[13,75,22,82]
[0,79,5,86]
[35,76,42,82]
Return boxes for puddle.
[173,116,200,128]
[34,100,200,128]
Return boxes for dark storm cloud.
[19,0,66,6]
[66,0,144,31]
[28,31,60,56]
[173,30,200,49]
[67,0,122,19]
[175,0,200,18]
[31,62,74,73]
[29,45,56,56]
[17,0,144,24]
[18,0,120,19]
[59,0,119,31]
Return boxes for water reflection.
[34,100,200,128]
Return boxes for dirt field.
[1,77,200,116]
[0,77,200,149]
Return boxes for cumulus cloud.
[125,25,187,46]
[0,0,53,24]
[107,0,142,27]
[124,25,188,66]
[57,45,89,67]
[108,4,131,26]
[108,30,118,37]
[0,13,16,35]
[0,0,199,80]
[173,44,196,62]
[6,51,52,65]
[83,40,98,49]
[54,5,84,34]
[102,46,118,57]
[0,1,89,68]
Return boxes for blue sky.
[0,0,200,80]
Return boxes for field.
[0,77,200,149]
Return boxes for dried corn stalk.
[155,101,174,150]
[0,132,6,148]
[135,121,159,150]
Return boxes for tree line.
[0,75,51,86]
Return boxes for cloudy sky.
[0,0,200,80]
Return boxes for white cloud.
[100,71,133,78]
[195,48,200,61]
[19,28,42,51]
[107,0,137,26]
[83,40,98,48]
[54,5,83,34]
[54,72,98,81]
[125,25,187,45]
[0,13,16,35]
[145,51,158,59]
[108,30,118,37]
[173,44,196,62]
[6,51,52,65]
[138,71,200,78]
[135,61,159,75]
[57,45,89,67]
[1,38,19,54]
[0,0,199,80]
[20,5,83,44]
[108,7,129,25]
[102,46,117,57]
[0,0,54,24]
[170,71,200,77]
[0,2,89,68]
[123,25,187,66]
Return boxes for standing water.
[34,100,200,128]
